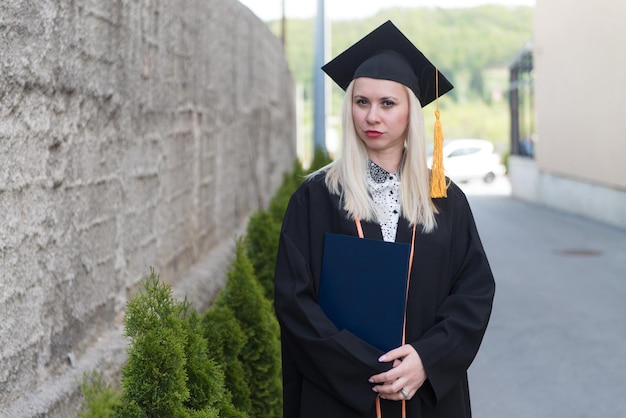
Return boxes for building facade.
[509,0,626,229]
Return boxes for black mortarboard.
[321,20,453,107]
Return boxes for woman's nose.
[366,107,380,124]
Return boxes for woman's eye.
[382,100,395,107]
[355,98,368,106]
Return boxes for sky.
[238,0,535,21]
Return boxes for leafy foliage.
[79,161,311,418]
[121,271,190,416]
[309,146,334,172]
[215,240,282,418]
[246,152,330,300]
[268,159,306,222]
[180,304,222,412]
[246,159,304,300]
[201,306,251,414]
[245,210,282,301]
[78,371,122,418]
[118,269,241,417]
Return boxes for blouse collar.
[368,160,396,184]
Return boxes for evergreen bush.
[267,151,330,223]
[79,158,317,417]
[267,159,305,223]
[245,210,282,301]
[214,239,282,418]
[309,146,333,173]
[121,271,190,416]
[180,303,221,412]
[118,269,239,418]
[201,306,251,414]
[247,156,331,301]
[78,371,122,418]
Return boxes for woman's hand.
[368,344,426,401]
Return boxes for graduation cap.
[322,20,452,198]
[321,20,453,107]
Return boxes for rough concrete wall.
[0,0,296,415]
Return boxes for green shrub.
[245,210,282,301]
[118,269,242,418]
[248,157,329,301]
[79,156,316,417]
[265,153,330,236]
[78,371,122,418]
[503,150,510,174]
[180,303,223,412]
[309,146,333,172]
[121,271,190,416]
[215,240,282,418]
[201,306,251,414]
[268,159,305,223]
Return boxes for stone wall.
[0,0,296,415]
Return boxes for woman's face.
[352,77,410,159]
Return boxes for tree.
[215,240,282,418]
[202,306,252,414]
[119,269,239,418]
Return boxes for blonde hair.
[313,80,437,233]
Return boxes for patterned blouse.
[367,160,401,242]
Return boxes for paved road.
[458,178,626,418]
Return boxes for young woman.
[274,21,495,418]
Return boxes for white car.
[428,139,506,183]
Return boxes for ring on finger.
[400,388,410,399]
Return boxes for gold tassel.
[430,69,447,198]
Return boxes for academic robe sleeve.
[410,185,496,406]
[274,181,389,414]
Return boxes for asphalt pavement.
[459,177,626,418]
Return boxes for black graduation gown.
[274,172,495,418]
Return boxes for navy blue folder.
[319,232,411,352]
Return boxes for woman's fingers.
[368,344,426,400]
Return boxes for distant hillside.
[270,6,532,101]
[266,5,534,152]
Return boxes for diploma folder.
[319,232,411,352]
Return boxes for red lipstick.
[366,130,383,138]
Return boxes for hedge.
[79,153,331,417]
